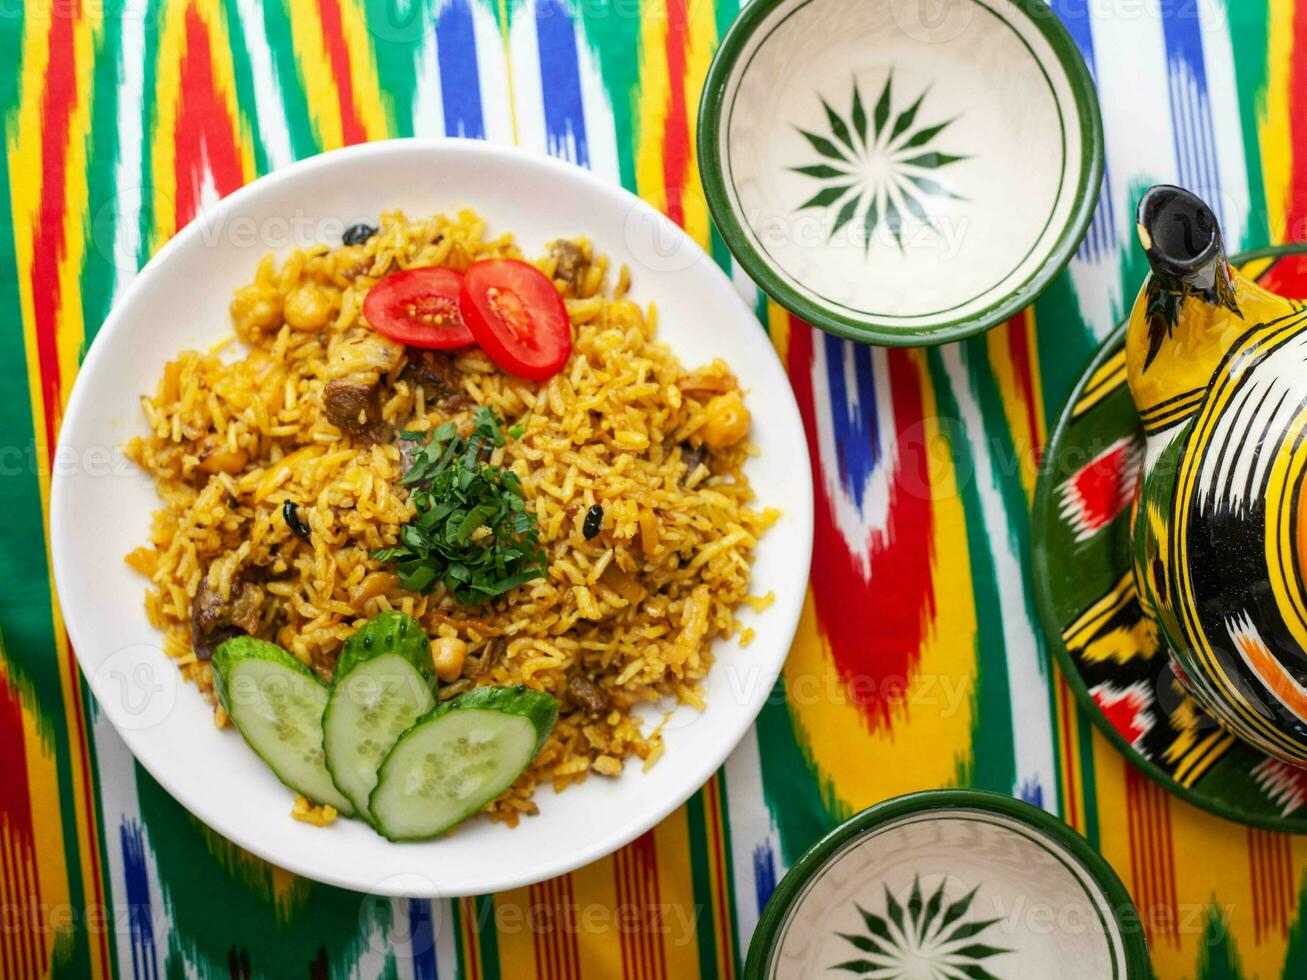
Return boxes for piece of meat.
[567,673,612,715]
[550,240,589,296]
[323,378,388,443]
[466,637,507,678]
[191,576,262,660]
[400,349,470,409]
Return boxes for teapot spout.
[1137,185,1226,280]
[1136,185,1239,323]
[1130,186,1242,376]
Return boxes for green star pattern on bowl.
[831,875,1010,979]
[792,73,968,254]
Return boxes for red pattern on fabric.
[786,318,936,731]
[0,671,42,979]
[315,0,368,146]
[661,0,690,229]
[173,6,247,229]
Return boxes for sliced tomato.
[362,267,475,349]
[459,259,571,381]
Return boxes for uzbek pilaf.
[124,208,777,828]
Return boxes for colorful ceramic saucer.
[1033,244,1307,833]
[746,790,1149,979]
[698,0,1103,346]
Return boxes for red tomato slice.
[362,267,475,349]
[459,259,571,381]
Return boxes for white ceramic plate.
[49,139,813,898]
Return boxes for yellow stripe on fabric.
[1163,800,1268,976]
[493,884,536,980]
[1263,0,1295,244]
[8,3,110,976]
[202,0,260,183]
[571,855,623,978]
[285,0,346,149]
[149,0,188,245]
[985,314,1045,503]
[55,1,95,389]
[1088,728,1133,905]
[635,0,670,209]
[0,646,75,980]
[784,350,977,808]
[336,0,390,139]
[1052,673,1087,836]
[653,807,702,980]
[1240,256,1277,281]
[703,774,736,980]
[767,301,791,365]
[678,0,716,250]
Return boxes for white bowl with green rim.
[746,790,1150,979]
[699,0,1104,346]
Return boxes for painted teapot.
[1128,184,1307,765]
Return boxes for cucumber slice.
[213,637,354,816]
[369,685,559,841]
[323,612,437,821]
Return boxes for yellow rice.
[124,208,778,824]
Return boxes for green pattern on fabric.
[137,0,166,263]
[0,5,98,978]
[575,12,642,191]
[926,346,1017,794]
[755,679,842,864]
[219,0,276,176]
[1198,906,1243,980]
[1225,0,1272,249]
[686,789,722,980]
[260,0,325,159]
[136,768,385,977]
[363,0,434,137]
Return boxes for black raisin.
[283,500,311,539]
[583,504,604,540]
[342,223,378,246]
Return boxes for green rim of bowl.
[1030,242,1307,834]
[744,789,1151,979]
[698,0,1105,348]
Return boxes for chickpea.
[432,636,469,683]
[700,390,750,449]
[283,285,333,331]
[197,437,248,474]
[333,244,370,278]
[230,284,282,333]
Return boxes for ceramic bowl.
[746,790,1150,978]
[48,139,815,897]
[699,0,1103,346]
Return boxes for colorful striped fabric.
[4,1,1307,977]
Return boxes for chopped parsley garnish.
[372,407,546,605]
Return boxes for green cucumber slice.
[323,611,437,821]
[213,636,354,816]
[369,685,559,841]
